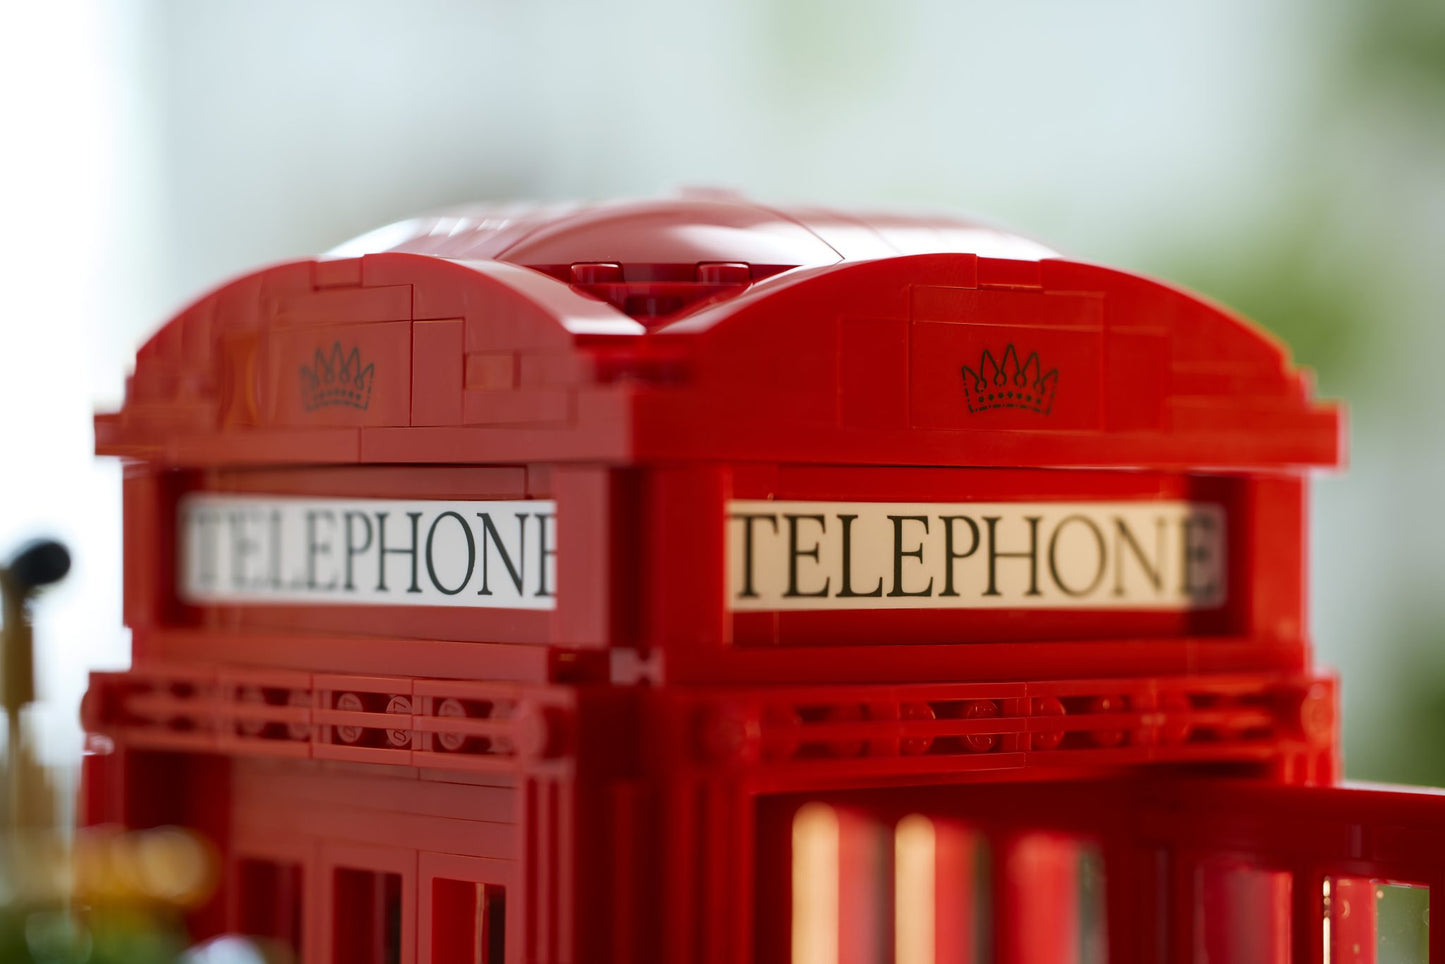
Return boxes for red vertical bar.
[752,799,795,964]
[523,778,541,964]
[1291,867,1328,964]
[1429,871,1445,964]
[698,782,752,964]
[1098,834,1168,964]
[410,318,464,425]
[77,741,121,826]
[552,465,612,649]
[641,465,728,662]
[662,780,702,964]
[995,833,1079,964]
[1327,877,1376,964]
[122,465,165,651]
[1196,859,1292,963]
[837,808,891,964]
[1165,848,1197,964]
[305,840,325,964]
[728,787,758,964]
[932,820,978,964]
[1246,476,1307,660]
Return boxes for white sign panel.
[727,500,1225,611]
[179,495,556,609]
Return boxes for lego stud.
[1030,697,1066,750]
[570,262,624,286]
[1157,692,1193,745]
[138,679,188,729]
[1086,695,1128,747]
[385,695,413,748]
[236,685,268,737]
[760,705,801,762]
[435,697,472,752]
[820,704,867,758]
[334,692,366,745]
[961,700,1000,753]
[696,262,751,285]
[287,688,311,742]
[515,703,567,760]
[78,688,106,733]
[700,707,760,763]
[1295,683,1335,745]
[899,702,935,756]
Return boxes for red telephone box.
[82,196,1445,962]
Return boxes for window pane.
[237,858,303,955]
[432,878,506,964]
[1324,877,1429,964]
[334,868,401,964]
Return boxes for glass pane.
[432,878,506,964]
[1077,844,1107,964]
[237,858,303,955]
[1325,877,1429,964]
[1377,882,1429,964]
[334,868,402,964]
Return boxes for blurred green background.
[0,0,1442,784]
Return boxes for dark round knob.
[8,539,71,592]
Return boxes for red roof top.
[328,193,1059,269]
[98,195,1340,471]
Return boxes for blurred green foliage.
[1346,0,1445,107]
[1156,202,1370,394]
[1156,0,1445,393]
[0,905,187,964]
[1148,0,1445,785]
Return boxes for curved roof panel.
[327,193,1058,269]
[98,196,1336,472]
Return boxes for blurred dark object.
[0,539,242,962]
[3,539,71,740]
[6,540,71,594]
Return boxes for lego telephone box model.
[80,196,1445,963]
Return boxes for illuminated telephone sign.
[727,500,1226,612]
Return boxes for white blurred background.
[2,0,1442,781]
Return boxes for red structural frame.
[80,196,1443,963]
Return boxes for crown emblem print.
[960,344,1058,415]
[300,341,374,411]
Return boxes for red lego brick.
[464,352,517,391]
[312,256,364,290]
[411,318,464,426]
[84,195,1445,964]
[267,320,411,428]
[461,388,571,427]
[143,626,554,675]
[275,283,413,327]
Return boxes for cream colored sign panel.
[726,500,1225,611]
[179,494,557,609]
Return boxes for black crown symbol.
[960,344,1058,415]
[300,341,374,411]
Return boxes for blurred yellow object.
[2,538,217,963]
[2,540,73,907]
[73,825,218,910]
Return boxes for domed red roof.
[328,193,1058,270]
[98,194,1338,473]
